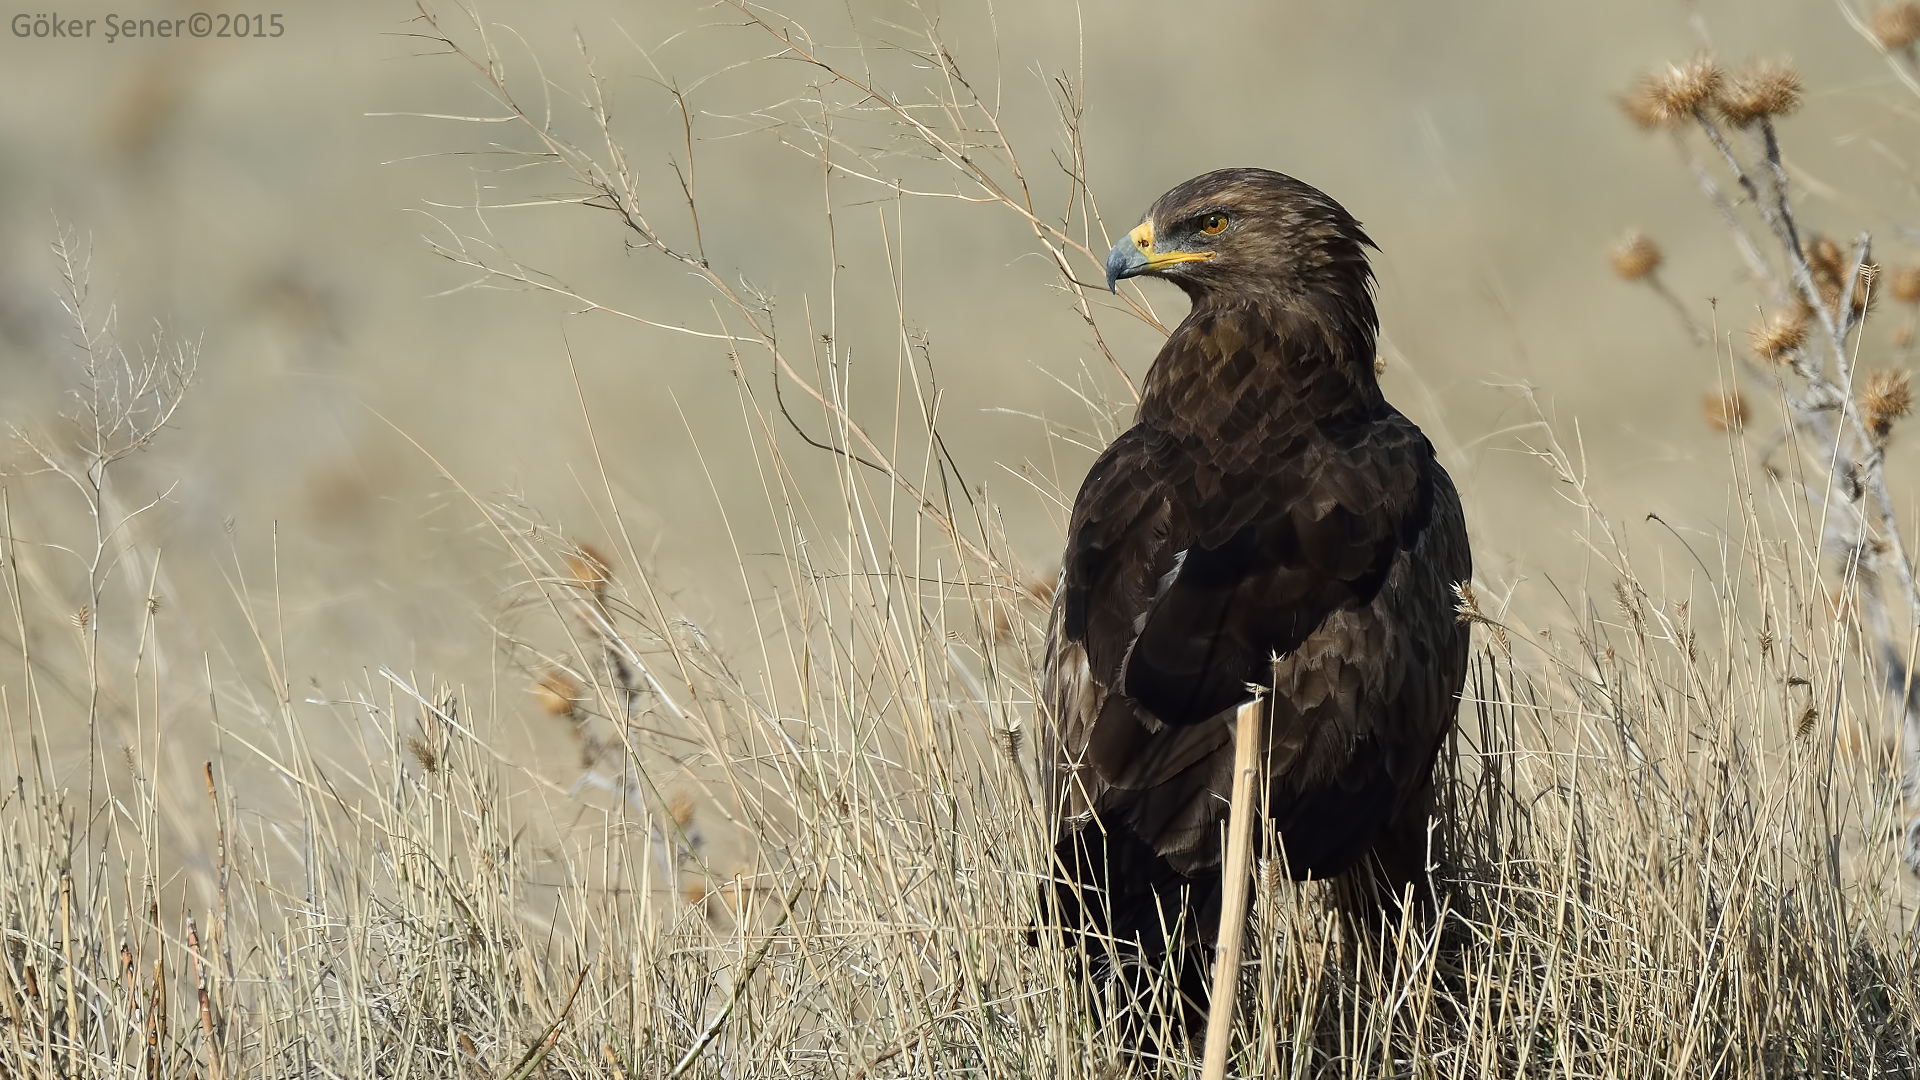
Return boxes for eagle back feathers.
[1042,247,1469,880]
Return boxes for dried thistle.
[1806,236,1875,318]
[1610,231,1663,282]
[1863,368,1914,439]
[1807,235,1846,282]
[1717,60,1802,125]
[1891,264,1920,304]
[666,788,697,830]
[566,541,613,598]
[1873,2,1920,51]
[1621,55,1722,127]
[533,667,583,720]
[1619,80,1674,129]
[1703,390,1748,433]
[1748,307,1809,360]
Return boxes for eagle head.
[1105,168,1376,309]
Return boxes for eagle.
[1039,168,1471,1027]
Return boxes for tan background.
[0,0,1913,793]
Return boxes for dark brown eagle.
[1040,168,1471,1023]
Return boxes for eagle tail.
[1045,824,1217,1041]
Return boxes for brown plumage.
[1040,169,1472,1027]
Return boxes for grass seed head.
[1890,264,1920,304]
[406,735,438,774]
[1718,60,1801,125]
[1874,2,1920,50]
[1748,308,1809,360]
[1610,231,1663,281]
[1863,368,1913,439]
[1703,390,1748,433]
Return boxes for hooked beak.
[1104,221,1216,292]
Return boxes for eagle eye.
[1198,211,1230,237]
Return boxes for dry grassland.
[6,2,1920,1077]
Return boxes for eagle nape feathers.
[1038,167,1472,1038]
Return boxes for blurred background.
[0,0,1916,793]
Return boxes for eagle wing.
[1042,405,1462,875]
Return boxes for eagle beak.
[1104,221,1216,292]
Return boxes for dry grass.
[3,3,1920,1077]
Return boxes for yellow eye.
[1199,212,1229,236]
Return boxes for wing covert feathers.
[1041,304,1471,885]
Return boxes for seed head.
[1718,60,1802,125]
[566,542,613,598]
[407,735,438,774]
[533,668,582,719]
[1806,235,1846,282]
[1613,579,1639,624]
[1873,2,1920,50]
[1806,236,1876,318]
[1453,579,1510,657]
[1703,390,1748,433]
[1890,264,1920,304]
[1657,53,1722,115]
[1748,308,1809,360]
[1834,265,1879,318]
[1610,231,1663,281]
[1795,703,1818,740]
[665,788,697,829]
[1863,368,1913,438]
[1620,79,1674,128]
[1622,55,1723,127]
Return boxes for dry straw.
[7,6,1920,1079]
